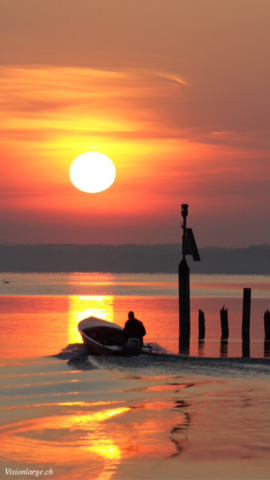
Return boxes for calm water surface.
[0,273,270,358]
[1,357,270,480]
[1,274,270,479]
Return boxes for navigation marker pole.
[178,204,200,355]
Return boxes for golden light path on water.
[0,407,130,480]
[68,295,114,344]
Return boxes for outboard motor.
[126,338,142,356]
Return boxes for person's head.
[128,311,135,320]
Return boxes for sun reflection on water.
[0,407,130,480]
[68,295,114,344]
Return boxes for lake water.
[1,273,270,479]
[0,273,270,358]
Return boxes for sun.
[69,152,116,193]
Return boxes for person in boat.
[124,311,146,346]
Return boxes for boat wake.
[65,350,270,380]
[54,343,90,360]
[54,341,167,360]
[54,343,270,380]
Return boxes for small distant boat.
[78,316,152,356]
[3,279,10,284]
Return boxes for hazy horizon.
[1,244,270,274]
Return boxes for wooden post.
[198,310,205,340]
[179,335,190,356]
[264,310,270,357]
[242,288,251,340]
[220,340,228,358]
[264,310,270,341]
[198,340,205,357]
[264,340,270,358]
[220,306,229,340]
[178,257,190,342]
[242,338,250,358]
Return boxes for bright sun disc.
[69,152,116,193]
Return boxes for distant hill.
[1,244,270,274]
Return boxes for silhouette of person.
[124,311,146,345]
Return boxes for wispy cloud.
[0,66,188,145]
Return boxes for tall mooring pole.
[179,205,190,341]
[178,204,200,354]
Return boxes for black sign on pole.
[183,228,200,261]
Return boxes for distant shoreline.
[1,244,270,274]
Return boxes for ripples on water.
[1,274,270,479]
[0,354,270,480]
[63,346,270,380]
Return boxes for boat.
[78,316,152,356]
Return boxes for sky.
[0,0,270,247]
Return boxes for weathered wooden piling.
[242,288,251,339]
[198,340,205,357]
[198,309,205,340]
[264,310,270,341]
[179,335,190,356]
[220,306,229,340]
[264,340,270,358]
[220,339,228,358]
[242,338,250,358]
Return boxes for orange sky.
[0,1,270,246]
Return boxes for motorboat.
[78,316,152,356]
